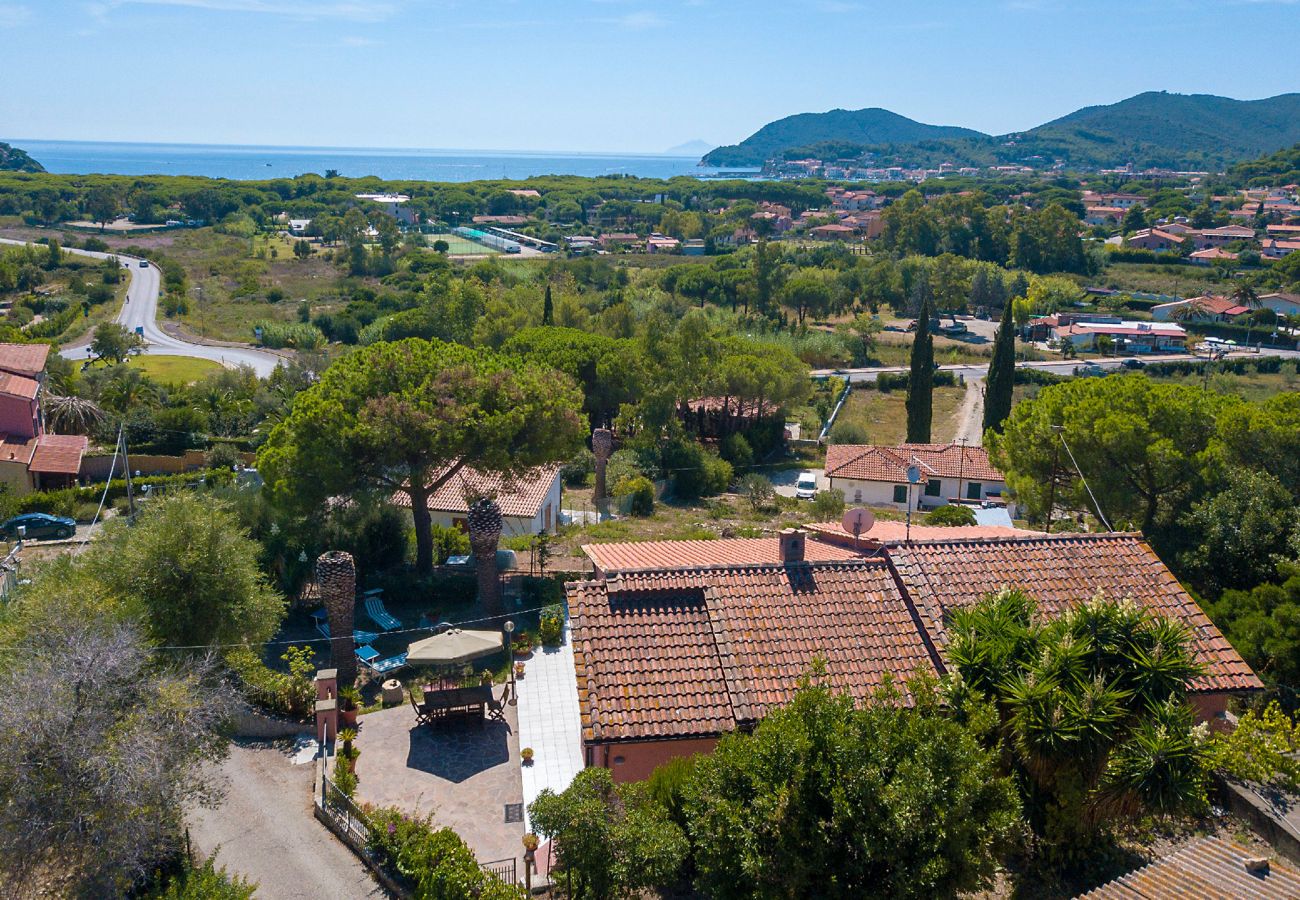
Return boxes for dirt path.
[952,376,986,446]
[188,741,387,899]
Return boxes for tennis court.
[424,233,497,255]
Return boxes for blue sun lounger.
[356,644,407,675]
[311,610,378,646]
[363,591,402,631]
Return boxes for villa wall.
[588,737,719,783]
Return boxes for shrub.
[663,439,732,499]
[614,475,655,516]
[561,448,595,487]
[365,808,525,900]
[720,433,754,472]
[538,605,564,647]
[740,473,776,512]
[829,420,869,445]
[254,321,325,350]
[206,442,242,470]
[225,646,315,718]
[13,468,238,518]
[431,522,470,564]
[811,488,845,520]
[924,504,977,526]
[521,574,566,607]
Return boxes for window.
[967,482,982,500]
[893,485,908,504]
[854,489,862,502]
[924,479,941,497]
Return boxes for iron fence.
[481,857,517,886]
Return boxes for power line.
[1056,430,1113,533]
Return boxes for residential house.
[750,211,792,234]
[1262,239,1300,259]
[1084,206,1126,226]
[1194,225,1257,249]
[566,235,599,253]
[287,218,312,235]
[1084,191,1144,210]
[1077,835,1300,898]
[1124,228,1186,252]
[568,531,1261,781]
[1260,292,1300,318]
[392,464,562,537]
[840,210,885,239]
[1056,319,1187,353]
[809,223,859,241]
[1266,224,1300,237]
[1188,247,1239,265]
[0,344,87,494]
[645,234,681,253]
[681,239,707,256]
[598,232,640,250]
[1152,295,1248,322]
[507,189,541,199]
[824,442,1007,509]
[354,193,418,226]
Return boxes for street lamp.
[504,619,516,705]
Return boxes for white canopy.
[406,629,504,666]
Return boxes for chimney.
[779,528,806,564]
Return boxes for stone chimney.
[779,528,806,564]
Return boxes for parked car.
[0,512,76,540]
[1074,363,1106,377]
[795,471,819,500]
[1120,358,1146,370]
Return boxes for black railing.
[481,857,517,886]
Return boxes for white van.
[795,471,818,500]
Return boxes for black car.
[0,512,76,540]
[1120,358,1146,370]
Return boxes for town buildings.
[0,344,87,495]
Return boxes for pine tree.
[906,294,934,443]
[983,297,1016,435]
[542,284,554,326]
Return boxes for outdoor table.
[420,683,493,723]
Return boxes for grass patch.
[130,355,224,384]
[835,384,967,445]
[424,233,498,256]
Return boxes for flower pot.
[340,707,358,727]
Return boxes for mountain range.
[701,92,1300,172]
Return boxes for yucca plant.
[467,497,503,617]
[316,550,357,687]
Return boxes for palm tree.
[42,394,106,435]
[315,551,357,687]
[467,497,503,618]
[1230,280,1263,346]
[1169,297,1210,324]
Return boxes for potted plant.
[514,661,526,680]
[521,747,534,766]
[522,833,539,853]
[338,686,361,727]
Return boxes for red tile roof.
[569,560,942,742]
[886,533,1261,693]
[1076,835,1300,899]
[0,343,49,379]
[392,463,561,519]
[804,520,1037,546]
[0,434,37,466]
[0,372,39,401]
[825,443,1003,484]
[582,536,858,575]
[29,434,87,475]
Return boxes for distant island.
[703,92,1300,172]
[663,139,715,158]
[0,142,44,173]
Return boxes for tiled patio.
[351,698,526,868]
[516,621,585,832]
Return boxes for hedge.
[1142,356,1287,378]
[1014,368,1069,386]
[872,370,959,392]
[365,807,525,900]
[0,467,238,520]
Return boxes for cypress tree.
[983,298,1016,434]
[906,294,934,443]
[542,284,554,326]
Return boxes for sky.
[2,0,1299,153]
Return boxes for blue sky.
[2,0,1298,153]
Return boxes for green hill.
[1232,143,1300,187]
[701,108,986,167]
[0,142,44,173]
[703,92,1300,172]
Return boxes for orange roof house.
[392,463,563,536]
[824,443,1009,510]
[568,530,1261,781]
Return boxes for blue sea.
[10,139,751,183]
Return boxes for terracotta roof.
[825,443,1003,484]
[391,463,561,519]
[0,372,39,401]
[583,536,858,575]
[28,434,87,475]
[568,560,942,742]
[886,533,1262,693]
[804,520,1038,546]
[1076,835,1300,899]
[0,434,37,466]
[0,343,49,379]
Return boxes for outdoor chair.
[356,644,408,675]
[363,593,402,631]
[486,691,506,722]
[409,690,433,727]
[311,610,378,646]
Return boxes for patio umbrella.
[405,628,504,666]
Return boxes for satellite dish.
[906,465,922,484]
[841,507,875,538]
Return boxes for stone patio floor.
[351,696,526,869]
[516,621,585,833]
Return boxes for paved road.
[188,741,387,899]
[0,238,284,377]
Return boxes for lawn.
[834,384,968,445]
[85,354,224,385]
[424,233,498,256]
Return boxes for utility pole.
[120,428,136,520]
[1044,425,1064,533]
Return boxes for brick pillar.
[316,668,338,700]
[315,669,338,744]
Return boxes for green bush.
[811,488,845,520]
[828,420,869,445]
[143,857,255,900]
[924,504,977,526]
[13,468,237,518]
[614,475,655,516]
[561,448,595,487]
[538,605,564,647]
[366,807,525,900]
[719,433,754,472]
[430,522,470,564]
[225,646,315,718]
[254,320,325,350]
[521,574,566,607]
[662,439,732,499]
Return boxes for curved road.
[0,238,283,377]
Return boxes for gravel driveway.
[188,740,387,899]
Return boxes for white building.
[825,443,1009,511]
[392,464,563,536]
[355,193,418,226]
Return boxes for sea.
[11,139,753,183]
